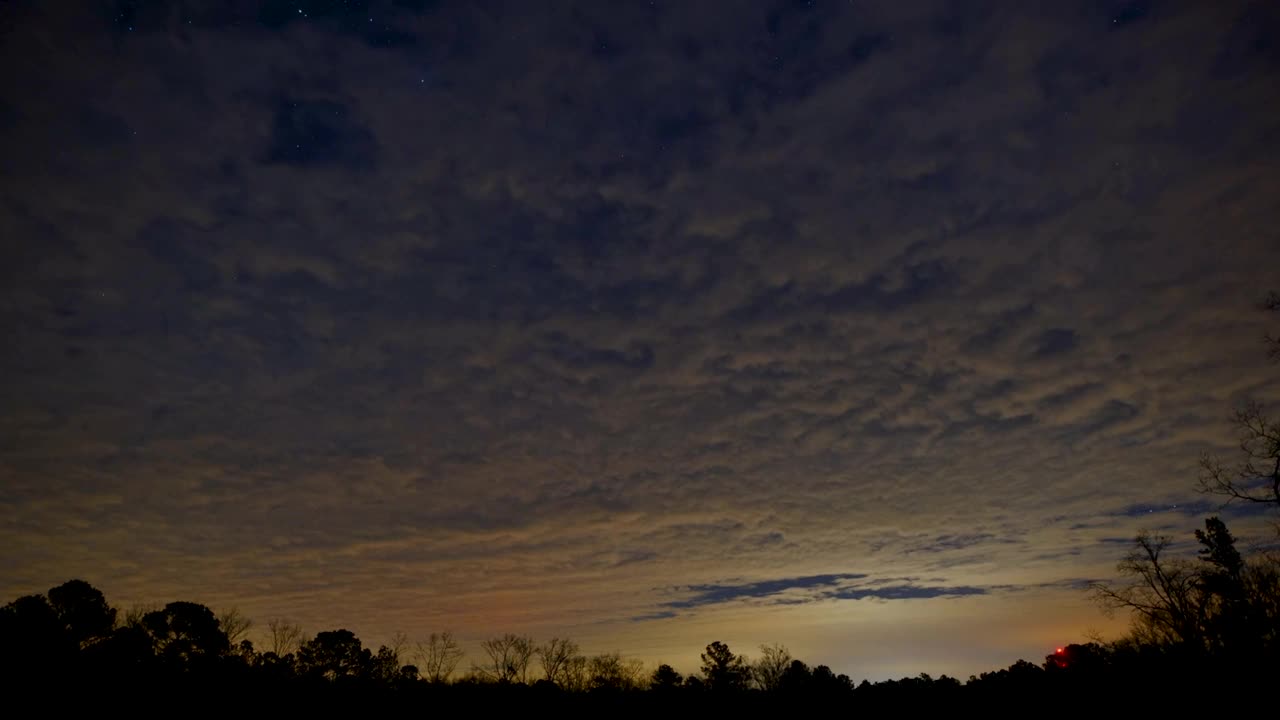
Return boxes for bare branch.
[752,643,792,691]
[267,618,304,656]
[1090,532,1206,649]
[538,637,579,686]
[218,607,253,646]
[474,633,535,684]
[415,631,464,684]
[1197,402,1280,507]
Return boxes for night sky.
[2,0,1279,681]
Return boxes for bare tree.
[587,651,647,691]
[1197,294,1280,511]
[561,653,589,692]
[1199,402,1280,508]
[122,603,159,628]
[415,631,465,683]
[538,637,579,686]
[267,618,305,656]
[1090,531,1205,649]
[388,631,410,662]
[475,633,535,684]
[623,657,647,690]
[1093,517,1280,659]
[218,607,253,647]
[752,643,793,691]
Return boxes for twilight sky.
[2,0,1279,681]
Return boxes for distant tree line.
[0,573,1239,707]
[4,568,1273,712]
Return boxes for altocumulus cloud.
[0,0,1278,681]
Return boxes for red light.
[1055,648,1064,654]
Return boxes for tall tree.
[1093,516,1280,661]
[296,629,370,681]
[141,601,231,670]
[699,641,750,691]
[777,659,813,693]
[47,580,115,649]
[651,663,683,691]
[0,594,69,675]
[1091,531,1205,651]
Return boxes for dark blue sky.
[2,0,1278,680]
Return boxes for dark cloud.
[1032,328,1080,358]
[665,574,869,609]
[827,584,988,601]
[657,572,996,612]
[629,610,678,623]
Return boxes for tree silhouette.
[751,642,792,691]
[476,633,535,684]
[1091,530,1205,651]
[296,629,371,682]
[699,641,749,691]
[537,637,578,687]
[777,659,812,693]
[217,607,253,647]
[1,579,118,682]
[141,601,231,670]
[0,594,69,677]
[586,651,645,691]
[9,575,1274,706]
[416,631,464,683]
[369,644,407,684]
[809,664,853,693]
[560,653,589,692]
[1198,294,1280,509]
[650,663,683,690]
[47,579,115,649]
[267,618,305,656]
[1092,516,1280,663]
[1199,402,1280,508]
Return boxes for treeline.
[0,567,1273,712]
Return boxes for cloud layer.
[1,0,1278,681]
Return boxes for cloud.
[1031,328,1080,358]
[653,572,996,614]
[1,0,1278,682]
[629,610,678,623]
[905,534,1024,554]
[827,585,988,601]
[264,98,378,169]
[663,574,869,609]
